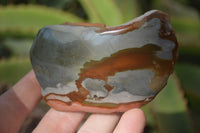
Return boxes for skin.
[0,70,145,133]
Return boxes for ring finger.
[78,113,121,133]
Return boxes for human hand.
[0,70,145,133]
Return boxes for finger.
[33,108,86,133]
[12,70,42,112]
[78,113,121,133]
[0,70,42,133]
[113,108,145,133]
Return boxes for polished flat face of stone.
[30,10,178,113]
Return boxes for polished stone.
[30,10,178,113]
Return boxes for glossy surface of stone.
[30,10,178,113]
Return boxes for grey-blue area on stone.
[30,26,92,88]
[108,70,156,96]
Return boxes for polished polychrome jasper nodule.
[30,10,178,113]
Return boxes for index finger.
[0,70,42,132]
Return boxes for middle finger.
[33,108,86,133]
